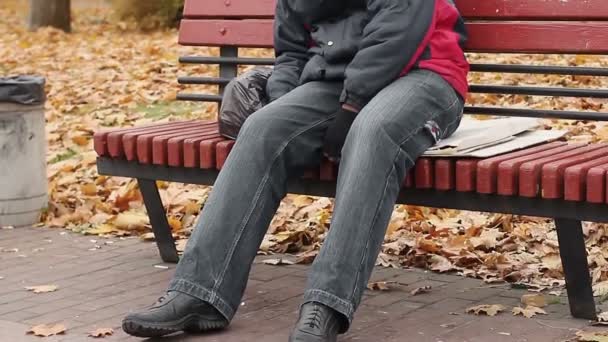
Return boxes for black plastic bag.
[219,67,273,139]
[0,76,46,105]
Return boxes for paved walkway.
[0,227,604,341]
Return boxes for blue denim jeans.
[169,69,464,330]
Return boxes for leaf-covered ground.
[3,2,608,294]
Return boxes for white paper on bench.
[422,117,567,158]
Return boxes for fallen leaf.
[594,281,608,297]
[410,285,432,296]
[429,255,456,273]
[593,312,608,326]
[521,294,547,308]
[27,323,67,337]
[89,327,114,338]
[262,258,295,266]
[465,304,505,316]
[367,281,393,291]
[140,232,156,241]
[80,183,97,196]
[25,285,58,294]
[295,249,318,265]
[113,211,149,230]
[176,239,188,253]
[576,330,608,342]
[512,305,547,318]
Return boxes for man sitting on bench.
[122,0,469,340]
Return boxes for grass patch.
[135,101,196,120]
[49,148,77,164]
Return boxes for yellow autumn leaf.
[113,211,150,230]
[25,285,58,293]
[466,304,505,316]
[512,306,547,318]
[27,323,67,337]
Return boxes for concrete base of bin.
[0,103,48,228]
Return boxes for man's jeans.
[168,69,464,329]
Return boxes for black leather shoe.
[289,302,344,342]
[122,291,228,337]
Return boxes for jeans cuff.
[302,289,355,331]
[168,278,235,321]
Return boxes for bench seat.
[95,123,608,204]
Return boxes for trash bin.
[0,76,48,227]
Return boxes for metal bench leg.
[138,179,179,263]
[555,218,596,320]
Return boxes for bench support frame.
[98,157,601,320]
[555,219,596,320]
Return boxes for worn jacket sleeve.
[340,0,436,110]
[266,1,310,102]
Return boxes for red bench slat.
[179,20,608,54]
[183,0,608,20]
[542,145,608,199]
[137,123,211,164]
[189,137,225,168]
[415,159,434,189]
[518,145,604,198]
[476,142,565,194]
[119,122,198,160]
[496,144,583,196]
[184,0,276,18]
[586,165,608,203]
[153,123,218,165]
[455,159,478,192]
[164,131,221,167]
[564,157,608,201]
[435,159,455,191]
[216,140,236,170]
[106,121,196,158]
[456,0,608,20]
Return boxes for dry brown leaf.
[262,258,295,266]
[27,323,66,337]
[593,312,608,326]
[113,211,149,230]
[367,281,393,291]
[89,327,114,338]
[295,249,318,265]
[167,216,182,231]
[576,330,608,342]
[81,183,97,196]
[429,255,456,273]
[140,232,156,241]
[465,304,505,316]
[594,281,608,297]
[512,305,547,318]
[521,294,547,308]
[25,285,58,294]
[176,239,188,253]
[410,285,432,295]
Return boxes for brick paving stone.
[0,227,598,342]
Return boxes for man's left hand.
[323,105,359,162]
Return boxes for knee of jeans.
[346,115,398,152]
[238,110,282,139]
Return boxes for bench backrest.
[177,0,608,121]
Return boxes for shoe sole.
[122,314,227,337]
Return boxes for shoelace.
[305,305,324,329]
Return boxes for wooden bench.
[95,0,608,320]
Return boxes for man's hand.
[323,105,359,162]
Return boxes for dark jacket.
[266,0,470,110]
